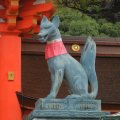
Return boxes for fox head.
[38,16,61,42]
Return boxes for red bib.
[45,40,68,60]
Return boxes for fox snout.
[38,31,48,42]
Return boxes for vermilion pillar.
[0,34,21,120]
[0,1,55,119]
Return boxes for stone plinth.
[35,98,101,111]
[26,98,110,120]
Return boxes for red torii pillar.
[0,0,55,120]
[0,32,22,120]
[0,0,22,120]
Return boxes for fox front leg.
[46,69,64,99]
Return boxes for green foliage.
[57,0,101,13]
[97,19,108,25]
[113,22,120,37]
[69,19,99,36]
[56,0,120,21]
[99,22,114,36]
[55,7,120,37]
[99,22,120,37]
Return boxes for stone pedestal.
[26,98,110,120]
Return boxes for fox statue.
[38,16,98,99]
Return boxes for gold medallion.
[71,44,80,52]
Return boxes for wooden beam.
[8,0,19,13]
[17,16,37,31]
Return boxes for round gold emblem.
[71,44,80,52]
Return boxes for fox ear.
[41,16,49,25]
[52,15,60,28]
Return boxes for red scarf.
[45,39,68,60]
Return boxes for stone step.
[27,110,110,120]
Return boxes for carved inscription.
[44,103,64,110]
[75,103,97,110]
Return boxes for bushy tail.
[80,37,98,99]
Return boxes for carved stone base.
[35,98,101,111]
[26,98,110,120]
